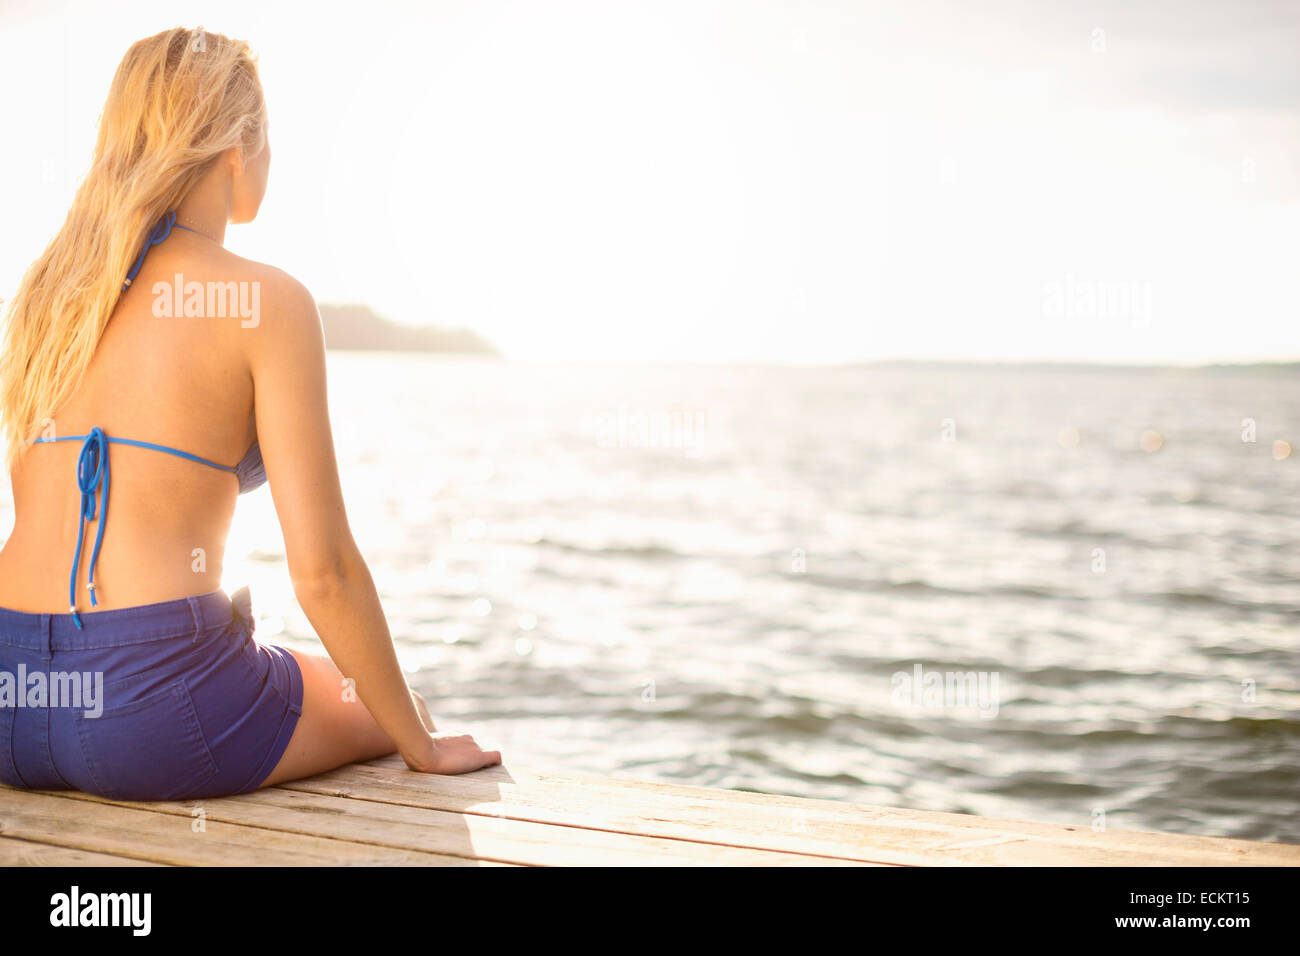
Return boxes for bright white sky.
[1,0,1296,363]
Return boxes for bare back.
[0,231,264,612]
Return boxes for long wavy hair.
[0,26,266,471]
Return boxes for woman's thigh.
[257,647,404,788]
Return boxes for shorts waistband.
[0,588,236,651]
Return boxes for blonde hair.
[0,26,265,471]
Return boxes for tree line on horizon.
[318,303,498,355]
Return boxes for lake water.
[6,356,1298,842]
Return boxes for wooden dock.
[1,754,1297,866]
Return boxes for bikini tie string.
[69,426,112,628]
[122,211,177,292]
[30,422,244,629]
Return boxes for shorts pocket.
[0,706,23,788]
[75,679,218,801]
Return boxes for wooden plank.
[282,758,1300,867]
[0,787,507,866]
[5,761,1296,867]
[0,836,162,866]
[52,787,874,867]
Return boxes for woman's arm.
[244,268,497,774]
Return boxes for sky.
[0,0,1297,364]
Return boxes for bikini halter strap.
[121,211,201,292]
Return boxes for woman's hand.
[402,732,502,775]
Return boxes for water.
[7,356,1299,842]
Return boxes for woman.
[0,27,500,801]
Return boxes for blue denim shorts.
[0,586,302,801]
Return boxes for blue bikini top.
[32,210,267,628]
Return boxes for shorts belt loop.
[41,613,52,661]
[187,594,205,640]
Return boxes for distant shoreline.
[321,353,1298,371]
[319,303,499,355]
[314,304,1295,371]
[838,359,1300,373]
[321,352,1299,371]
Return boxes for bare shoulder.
[214,249,318,316]
[207,248,322,343]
